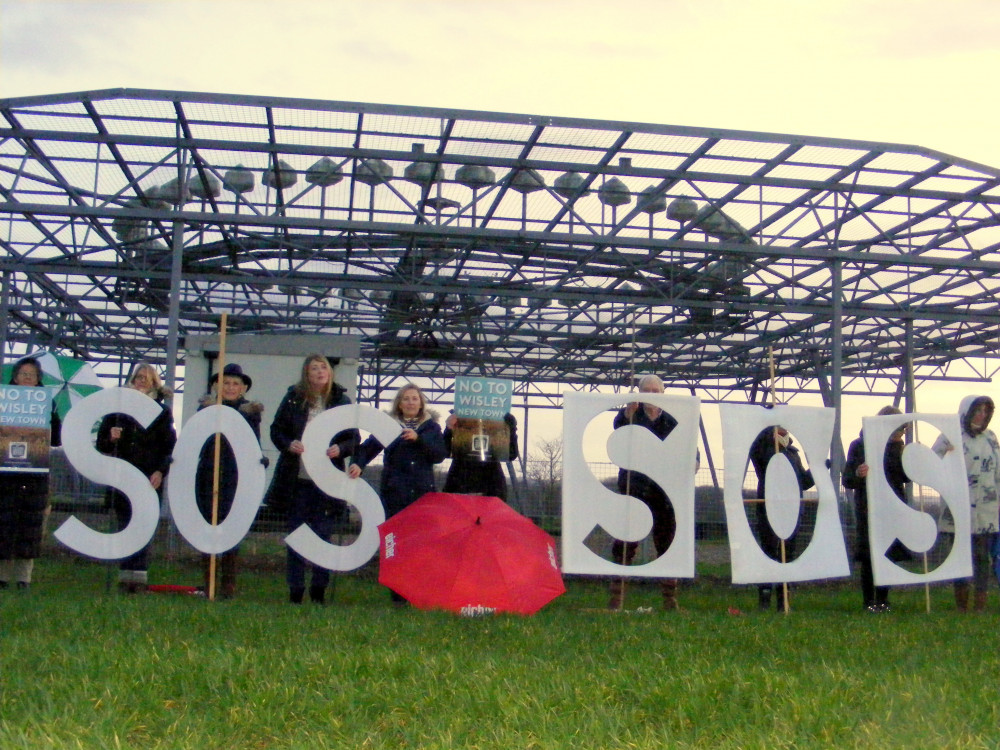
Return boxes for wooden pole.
[614,295,640,611]
[208,313,228,601]
[768,347,790,614]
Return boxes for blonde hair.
[295,353,334,400]
[128,362,163,395]
[390,383,427,421]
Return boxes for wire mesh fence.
[35,452,951,586]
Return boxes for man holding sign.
[443,377,518,501]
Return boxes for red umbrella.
[378,492,565,615]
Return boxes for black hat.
[212,363,252,391]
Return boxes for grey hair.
[637,374,664,391]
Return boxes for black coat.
[749,427,815,499]
[357,413,447,517]
[96,390,177,516]
[96,393,176,479]
[613,405,678,502]
[843,432,908,561]
[263,384,358,512]
[194,395,263,521]
[442,412,518,500]
[0,392,62,559]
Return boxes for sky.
[2,0,999,461]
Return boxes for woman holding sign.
[96,362,176,594]
[264,354,357,605]
[0,357,61,591]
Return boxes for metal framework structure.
[2,88,999,412]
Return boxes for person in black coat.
[442,411,519,500]
[607,374,686,611]
[96,363,177,593]
[0,357,62,591]
[351,384,447,517]
[194,363,263,599]
[350,383,447,603]
[843,405,909,613]
[749,424,814,611]
[263,354,358,605]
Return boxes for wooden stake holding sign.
[207,313,228,601]
[768,347,790,614]
[905,354,932,614]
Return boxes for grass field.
[1,555,998,749]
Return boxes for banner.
[0,385,52,474]
[453,377,513,420]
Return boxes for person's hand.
[289,440,305,455]
[347,464,362,479]
[401,428,418,442]
[149,471,163,490]
[857,463,869,478]
[446,414,458,429]
[326,444,341,459]
[110,426,122,441]
[624,402,639,418]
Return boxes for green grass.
[1,558,998,749]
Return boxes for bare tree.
[526,436,564,510]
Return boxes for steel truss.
[2,88,999,412]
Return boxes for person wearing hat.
[195,363,264,599]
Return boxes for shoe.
[15,582,29,591]
[289,587,305,604]
[758,587,772,611]
[0,581,8,590]
[309,585,326,605]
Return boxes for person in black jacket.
[843,405,909,613]
[350,383,447,603]
[749,424,814,611]
[264,354,357,605]
[0,357,62,591]
[96,363,177,593]
[607,374,685,611]
[195,363,263,599]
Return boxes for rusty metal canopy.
[2,88,999,404]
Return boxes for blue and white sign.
[453,377,513,420]
[0,385,52,473]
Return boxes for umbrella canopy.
[378,492,565,615]
[1,351,102,419]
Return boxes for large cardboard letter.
[865,413,971,585]
[54,388,162,559]
[721,404,849,584]
[561,392,699,577]
[287,404,397,571]
[167,404,266,554]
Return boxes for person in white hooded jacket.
[932,395,1000,611]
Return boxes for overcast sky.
[2,0,997,457]
[3,0,1000,168]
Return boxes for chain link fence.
[39,452,948,577]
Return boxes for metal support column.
[164,218,185,399]
[0,270,11,368]
[830,255,844,491]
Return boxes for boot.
[954,582,970,612]
[309,585,326,605]
[607,578,625,611]
[758,585,772,611]
[661,579,679,611]
[974,590,988,612]
[776,585,790,613]
[220,553,238,600]
[289,587,305,604]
